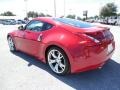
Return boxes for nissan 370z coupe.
[7,17,115,75]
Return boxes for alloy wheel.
[48,49,66,74]
[8,37,15,51]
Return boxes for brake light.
[75,33,97,46]
[85,34,100,43]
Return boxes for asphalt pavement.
[0,24,120,90]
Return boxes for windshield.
[53,18,94,28]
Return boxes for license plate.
[108,43,113,54]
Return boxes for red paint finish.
[8,17,115,73]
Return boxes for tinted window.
[53,18,94,28]
[42,23,53,30]
[25,20,44,32]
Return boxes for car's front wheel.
[47,47,70,75]
[7,36,16,52]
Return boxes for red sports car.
[7,17,115,75]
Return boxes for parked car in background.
[97,18,107,24]
[116,16,120,26]
[0,19,3,24]
[97,19,104,24]
[0,18,28,25]
[2,19,16,25]
[7,17,115,75]
[85,19,95,23]
[16,20,26,24]
[108,16,117,25]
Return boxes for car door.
[22,20,45,56]
[14,29,26,51]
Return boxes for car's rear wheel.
[7,36,16,52]
[47,47,70,75]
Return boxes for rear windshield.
[53,18,94,28]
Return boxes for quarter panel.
[39,27,85,65]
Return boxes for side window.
[25,20,44,32]
[42,23,53,30]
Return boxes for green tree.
[27,11,46,18]
[94,15,99,19]
[66,14,76,19]
[0,11,16,16]
[27,11,39,18]
[38,13,45,17]
[100,3,117,17]
[46,14,52,17]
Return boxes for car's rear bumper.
[70,41,115,73]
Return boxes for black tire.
[47,47,70,75]
[7,36,16,52]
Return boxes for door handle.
[37,34,43,41]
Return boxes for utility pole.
[64,0,66,17]
[24,0,28,18]
[83,10,88,20]
[54,0,56,17]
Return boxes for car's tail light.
[85,30,113,43]
[84,33,100,43]
[75,29,113,46]
[75,33,97,46]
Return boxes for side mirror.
[18,25,24,30]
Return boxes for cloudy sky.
[0,0,120,17]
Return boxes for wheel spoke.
[59,55,63,59]
[56,51,63,61]
[51,50,57,59]
[59,62,65,69]
[58,52,61,59]
[54,63,59,72]
[10,42,14,47]
[49,59,56,64]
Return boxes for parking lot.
[0,24,120,90]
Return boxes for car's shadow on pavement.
[12,51,120,90]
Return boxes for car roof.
[33,17,57,25]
